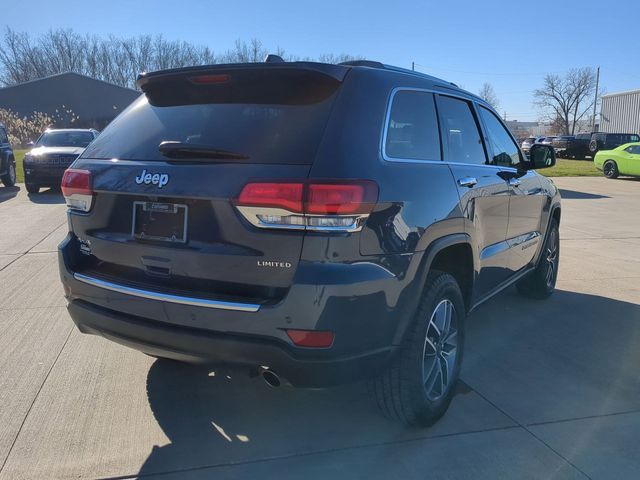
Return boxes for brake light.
[235,180,378,232]
[238,183,304,213]
[189,74,230,84]
[286,329,335,348]
[61,169,93,212]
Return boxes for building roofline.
[601,88,640,98]
[0,71,139,93]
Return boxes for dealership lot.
[0,177,639,480]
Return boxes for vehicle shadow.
[27,189,65,204]
[558,189,609,199]
[0,185,20,203]
[136,288,640,478]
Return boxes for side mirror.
[527,144,556,170]
[27,141,35,147]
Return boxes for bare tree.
[534,68,597,135]
[478,82,500,110]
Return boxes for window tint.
[478,106,521,167]
[384,91,440,161]
[625,145,640,154]
[83,95,337,164]
[0,128,8,144]
[437,96,486,165]
[36,131,95,148]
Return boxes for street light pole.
[592,66,600,132]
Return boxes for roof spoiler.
[137,61,350,90]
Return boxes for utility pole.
[411,61,415,71]
[592,66,600,132]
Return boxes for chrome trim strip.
[73,273,261,312]
[236,206,369,233]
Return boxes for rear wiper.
[158,141,249,161]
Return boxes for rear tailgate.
[67,63,348,305]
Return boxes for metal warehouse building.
[599,89,640,134]
[0,72,140,129]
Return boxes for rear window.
[82,91,338,164]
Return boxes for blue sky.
[3,0,639,121]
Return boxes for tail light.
[61,169,93,212]
[236,180,378,232]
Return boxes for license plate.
[132,202,187,243]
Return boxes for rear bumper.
[67,299,393,387]
[58,234,415,387]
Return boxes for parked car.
[521,136,544,155]
[0,123,17,188]
[541,136,558,146]
[550,136,574,157]
[23,128,99,194]
[589,132,640,156]
[58,58,561,426]
[562,133,592,159]
[594,142,640,179]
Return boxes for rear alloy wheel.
[1,162,16,187]
[603,160,619,179]
[370,271,465,426]
[25,183,40,194]
[517,218,559,299]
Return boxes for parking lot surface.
[0,177,639,480]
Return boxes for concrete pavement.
[0,177,638,479]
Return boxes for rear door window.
[384,90,441,161]
[478,106,522,168]
[436,95,487,165]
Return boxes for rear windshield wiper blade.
[158,141,249,161]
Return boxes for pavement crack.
[95,425,522,480]
[462,385,594,480]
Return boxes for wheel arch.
[392,233,474,345]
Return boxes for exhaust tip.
[262,369,281,388]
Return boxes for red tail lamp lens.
[286,330,335,348]
[61,169,92,196]
[306,183,377,215]
[238,182,304,212]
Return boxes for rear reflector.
[235,180,378,232]
[61,169,93,212]
[286,330,335,348]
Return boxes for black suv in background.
[23,128,99,194]
[59,59,560,426]
[0,123,17,188]
[589,132,640,156]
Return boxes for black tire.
[603,160,619,179]
[370,270,465,426]
[25,183,40,194]
[1,162,16,187]
[517,218,559,299]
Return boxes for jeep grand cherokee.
[58,58,561,426]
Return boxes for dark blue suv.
[58,58,560,426]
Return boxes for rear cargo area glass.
[82,93,337,165]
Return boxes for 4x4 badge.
[135,169,169,188]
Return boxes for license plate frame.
[132,201,188,243]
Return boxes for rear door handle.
[508,178,521,187]
[458,177,478,188]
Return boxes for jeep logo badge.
[135,169,169,188]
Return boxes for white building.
[599,89,640,134]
